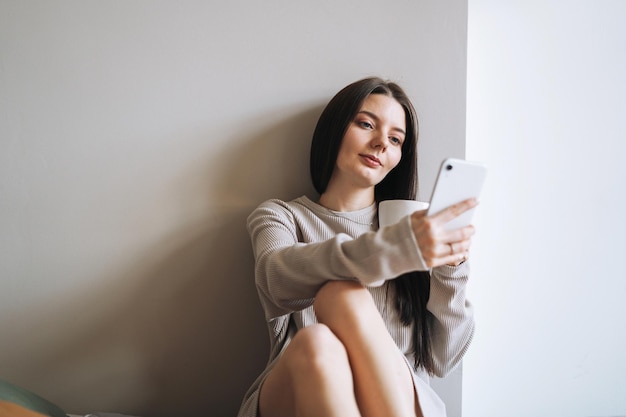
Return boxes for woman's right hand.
[410,198,478,268]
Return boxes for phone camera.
[446,164,453,171]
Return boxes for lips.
[360,154,382,167]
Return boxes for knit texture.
[237,196,474,417]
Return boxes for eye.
[358,121,373,129]
[390,136,403,145]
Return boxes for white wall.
[465,1,626,416]
[0,1,468,416]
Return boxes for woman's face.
[330,94,406,192]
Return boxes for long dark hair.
[310,77,434,374]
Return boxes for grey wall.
[0,1,468,416]
[464,1,626,416]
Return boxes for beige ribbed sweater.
[237,196,474,417]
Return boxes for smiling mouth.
[360,154,382,166]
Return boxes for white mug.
[378,199,429,227]
[367,200,429,288]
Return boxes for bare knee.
[286,324,351,377]
[261,324,360,417]
[314,280,374,325]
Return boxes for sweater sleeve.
[247,200,427,319]
[427,262,475,377]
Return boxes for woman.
[238,77,476,417]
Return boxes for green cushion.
[0,379,68,417]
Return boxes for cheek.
[389,149,402,170]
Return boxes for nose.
[370,133,388,151]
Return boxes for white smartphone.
[426,158,487,230]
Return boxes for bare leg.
[314,280,420,417]
[259,323,361,417]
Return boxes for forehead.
[359,94,406,129]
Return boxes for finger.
[447,251,469,266]
[432,198,478,224]
[438,238,471,258]
[424,248,469,268]
[432,242,454,259]
[436,251,470,268]
[450,239,472,254]
[442,224,476,244]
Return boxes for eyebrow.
[357,110,406,136]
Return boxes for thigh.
[259,324,356,417]
[315,281,419,416]
[258,352,295,417]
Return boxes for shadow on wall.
[0,105,323,417]
[214,103,323,208]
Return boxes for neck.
[319,186,375,212]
